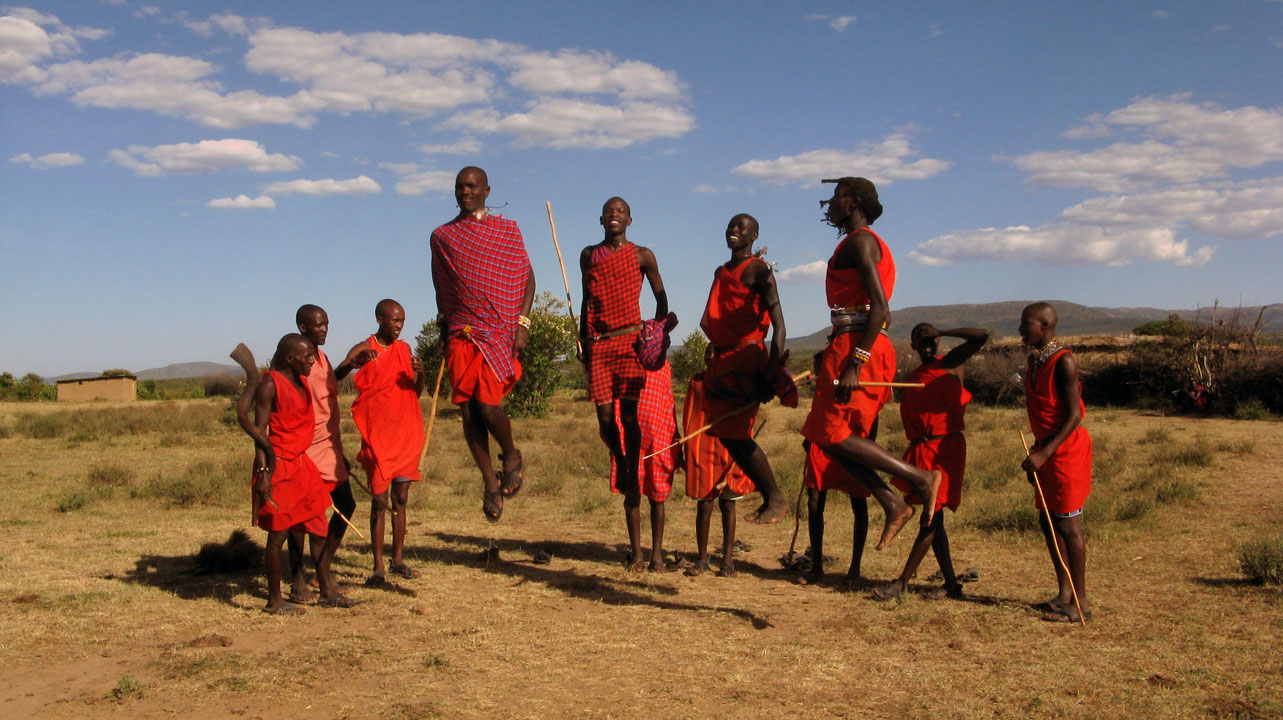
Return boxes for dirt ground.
[1,397,1280,719]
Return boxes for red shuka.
[700,257,771,439]
[802,228,897,445]
[351,337,425,495]
[1025,348,1092,514]
[584,242,644,404]
[891,358,968,512]
[803,441,871,499]
[609,363,678,502]
[683,376,754,500]
[303,349,349,485]
[257,370,329,533]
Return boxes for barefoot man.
[430,166,535,522]
[800,177,941,550]
[1019,302,1093,623]
[873,324,988,601]
[250,333,332,615]
[290,304,360,607]
[580,196,668,572]
[698,213,791,524]
[346,300,425,585]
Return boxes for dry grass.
[1,396,1281,719]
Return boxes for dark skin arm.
[741,259,787,362]
[514,266,536,355]
[833,230,888,403]
[577,246,593,359]
[636,246,668,319]
[251,374,278,502]
[1022,352,1084,472]
[920,326,989,373]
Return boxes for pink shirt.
[304,349,348,485]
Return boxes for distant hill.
[785,301,1283,351]
[49,362,242,382]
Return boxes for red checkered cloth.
[585,242,645,403]
[609,362,679,502]
[431,214,531,383]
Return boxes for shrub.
[1155,480,1201,505]
[1113,497,1153,521]
[669,330,708,388]
[203,375,241,398]
[968,497,1040,534]
[89,464,134,487]
[136,458,244,507]
[1238,536,1283,585]
[20,412,68,439]
[55,489,97,512]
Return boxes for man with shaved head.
[431,167,536,523]
[286,304,360,607]
[1019,301,1093,622]
[344,299,425,586]
[250,333,332,615]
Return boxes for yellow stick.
[643,371,813,460]
[331,503,364,539]
[418,357,447,474]
[1020,430,1087,627]
[545,201,582,358]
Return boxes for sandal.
[929,583,964,600]
[871,580,905,602]
[483,471,503,523]
[319,594,360,608]
[364,573,386,587]
[1042,606,1092,623]
[498,450,524,497]
[389,563,420,579]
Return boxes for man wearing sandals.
[430,166,535,523]
[346,299,425,584]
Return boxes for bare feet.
[647,560,672,573]
[750,494,789,524]
[263,601,306,616]
[319,594,360,608]
[798,566,824,586]
[920,470,943,526]
[684,559,711,577]
[716,560,738,578]
[287,588,315,604]
[875,503,915,551]
[624,554,646,573]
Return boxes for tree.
[101,368,133,377]
[669,330,709,387]
[415,291,577,419]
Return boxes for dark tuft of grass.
[1155,480,1201,506]
[1151,438,1215,468]
[107,675,145,700]
[134,457,244,507]
[1113,497,1153,521]
[88,463,134,488]
[55,488,105,512]
[1238,536,1283,585]
[1139,427,1172,445]
[967,498,1040,534]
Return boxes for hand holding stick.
[1020,430,1087,627]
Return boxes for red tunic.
[802,228,897,445]
[803,441,871,499]
[584,242,644,404]
[303,349,349,486]
[1025,348,1092,513]
[891,358,968,512]
[700,257,771,439]
[351,337,425,495]
[683,376,755,500]
[609,363,678,502]
[430,214,531,383]
[257,370,329,533]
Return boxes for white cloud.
[776,260,828,284]
[829,16,857,31]
[731,132,951,186]
[693,184,719,193]
[445,98,695,149]
[1152,10,1170,19]
[9,151,84,168]
[108,138,302,175]
[380,163,455,195]
[1014,95,1283,191]
[4,13,695,147]
[418,137,481,155]
[261,175,380,196]
[207,194,275,209]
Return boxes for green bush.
[669,330,708,388]
[1238,536,1283,585]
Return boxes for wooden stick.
[856,381,924,388]
[331,503,364,539]
[643,371,813,460]
[418,357,446,474]
[1020,430,1087,627]
[545,201,583,357]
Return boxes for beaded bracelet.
[517,315,532,329]
[850,347,872,364]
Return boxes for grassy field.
[0,393,1280,719]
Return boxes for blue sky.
[2,1,1281,376]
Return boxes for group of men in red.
[246,166,1093,623]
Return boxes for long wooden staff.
[1020,430,1087,627]
[418,357,447,474]
[545,201,582,357]
[229,344,279,525]
[642,370,822,460]
[784,472,808,564]
[331,503,364,539]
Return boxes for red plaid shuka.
[584,242,645,404]
[609,362,679,502]
[431,214,531,383]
